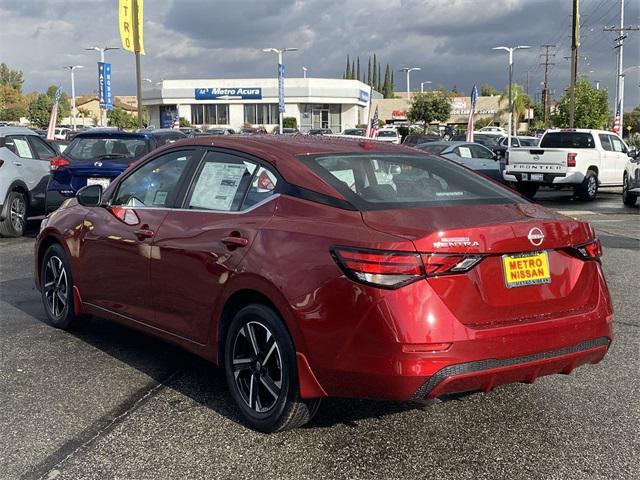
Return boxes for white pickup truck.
[504,129,636,201]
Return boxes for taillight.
[50,156,70,171]
[566,239,602,261]
[331,247,484,289]
[567,152,577,167]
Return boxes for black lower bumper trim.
[412,337,610,400]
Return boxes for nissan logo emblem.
[532,155,540,161]
[528,227,545,246]
[94,161,103,167]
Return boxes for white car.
[54,127,71,140]
[0,127,57,236]
[623,149,640,207]
[478,126,507,135]
[505,129,633,201]
[376,128,400,144]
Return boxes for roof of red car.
[168,135,424,198]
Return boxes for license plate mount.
[502,251,551,288]
[531,173,544,182]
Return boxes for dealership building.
[141,78,380,132]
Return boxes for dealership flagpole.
[133,0,143,128]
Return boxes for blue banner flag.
[278,63,285,113]
[98,62,113,110]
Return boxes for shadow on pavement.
[1,275,423,430]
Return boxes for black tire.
[224,304,320,432]
[0,191,27,237]
[515,182,539,199]
[575,170,598,201]
[622,173,638,207]
[40,244,79,330]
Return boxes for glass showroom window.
[191,105,204,125]
[244,104,278,125]
[204,105,230,125]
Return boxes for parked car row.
[0,126,186,237]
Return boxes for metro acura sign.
[195,87,262,100]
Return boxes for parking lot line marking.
[555,210,598,215]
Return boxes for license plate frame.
[531,173,544,182]
[86,177,111,190]
[502,251,551,288]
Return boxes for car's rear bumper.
[303,273,613,401]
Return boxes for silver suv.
[0,127,57,237]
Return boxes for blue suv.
[45,129,186,213]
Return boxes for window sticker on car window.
[13,138,33,158]
[152,191,168,205]
[190,162,248,211]
[458,146,472,158]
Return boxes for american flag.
[612,99,621,134]
[466,84,478,142]
[369,105,379,138]
[170,109,180,130]
[46,87,62,140]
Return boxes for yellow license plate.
[502,251,551,288]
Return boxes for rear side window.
[608,135,625,153]
[540,132,595,149]
[28,136,56,160]
[599,134,612,151]
[301,153,521,210]
[4,135,35,158]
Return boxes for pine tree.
[367,57,372,86]
[372,54,378,90]
[391,70,395,91]
[351,60,355,80]
[377,63,382,91]
[356,57,361,82]
[345,55,351,80]
[382,64,391,98]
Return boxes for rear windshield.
[301,153,521,210]
[377,130,397,137]
[540,132,595,148]
[65,137,149,161]
[519,138,539,147]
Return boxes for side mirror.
[77,184,103,207]
[390,165,402,175]
[627,147,638,159]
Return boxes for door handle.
[13,161,22,166]
[221,236,249,248]
[134,228,155,240]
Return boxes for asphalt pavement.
[1,188,638,480]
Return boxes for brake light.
[50,156,70,171]
[566,239,602,261]
[567,152,577,167]
[332,247,484,289]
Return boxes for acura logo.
[528,227,545,246]
[94,161,103,167]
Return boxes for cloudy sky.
[0,0,638,109]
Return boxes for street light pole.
[420,81,432,93]
[85,46,119,127]
[400,67,421,102]
[493,45,530,146]
[302,66,307,79]
[262,47,298,134]
[65,65,83,130]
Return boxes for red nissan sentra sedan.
[35,136,613,432]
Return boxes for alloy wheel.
[43,256,68,318]
[587,176,597,197]
[231,321,283,413]
[10,195,26,232]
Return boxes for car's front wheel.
[40,244,80,329]
[0,191,27,237]
[224,304,320,432]
[622,173,638,207]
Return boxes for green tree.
[107,107,138,129]
[26,86,70,128]
[372,54,378,90]
[0,63,24,92]
[499,83,532,133]
[179,117,191,127]
[344,55,351,80]
[552,78,609,129]
[283,117,297,128]
[351,60,356,80]
[407,92,452,133]
[623,106,640,134]
[480,84,500,96]
[356,57,360,82]
[367,57,372,86]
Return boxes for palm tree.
[499,84,532,134]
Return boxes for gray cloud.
[0,0,637,109]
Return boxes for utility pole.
[604,0,640,133]
[569,0,580,128]
[540,44,556,128]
